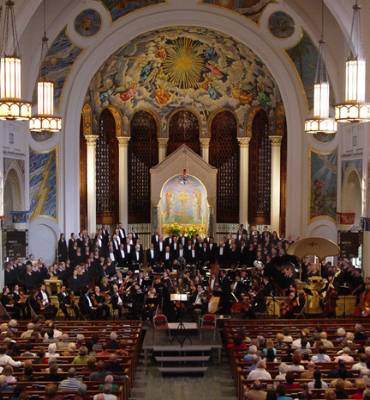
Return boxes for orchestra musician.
[110,284,125,319]
[31,284,57,319]
[58,285,80,319]
[92,286,110,319]
[79,287,98,319]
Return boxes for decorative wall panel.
[29,149,57,220]
[96,109,119,224]
[248,110,271,225]
[209,111,239,223]
[309,149,337,222]
[128,110,158,223]
[167,110,201,156]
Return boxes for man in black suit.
[131,244,143,270]
[110,284,125,319]
[117,223,126,242]
[117,244,127,268]
[162,246,173,269]
[79,288,97,319]
[208,237,218,263]
[146,243,158,266]
[151,231,160,246]
[58,285,79,319]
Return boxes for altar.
[150,145,217,237]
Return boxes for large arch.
[56,5,306,238]
[342,169,362,227]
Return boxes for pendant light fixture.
[335,0,370,123]
[29,0,62,133]
[0,0,31,120]
[305,0,337,134]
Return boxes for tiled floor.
[130,352,236,400]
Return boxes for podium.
[170,293,192,346]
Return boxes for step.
[158,366,208,373]
[153,345,212,352]
[155,355,210,362]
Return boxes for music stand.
[170,293,191,346]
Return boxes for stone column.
[270,135,282,234]
[238,137,251,227]
[363,232,370,278]
[200,138,210,163]
[85,135,98,236]
[158,138,168,163]
[118,136,130,228]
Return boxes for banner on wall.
[337,212,355,225]
[339,231,360,259]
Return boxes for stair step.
[158,366,208,373]
[155,355,210,362]
[153,345,212,352]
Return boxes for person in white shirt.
[311,347,331,363]
[292,336,311,350]
[352,354,368,371]
[0,346,22,367]
[247,360,272,381]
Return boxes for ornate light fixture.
[305,0,336,134]
[0,0,31,120]
[335,0,370,123]
[29,0,62,133]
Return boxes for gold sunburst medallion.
[162,37,204,89]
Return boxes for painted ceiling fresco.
[40,28,82,109]
[86,26,281,131]
[101,0,165,21]
[202,0,274,23]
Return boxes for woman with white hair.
[46,343,60,359]
[247,360,272,381]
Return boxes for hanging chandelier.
[305,0,336,134]
[29,0,62,132]
[0,0,31,120]
[335,0,370,123]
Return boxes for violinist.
[79,287,98,319]
[92,286,110,319]
[35,284,57,319]
[58,285,79,319]
[1,286,15,318]
[12,285,29,319]
[110,284,125,319]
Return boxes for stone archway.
[4,169,23,228]
[342,169,362,227]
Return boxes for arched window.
[209,111,239,223]
[167,110,200,155]
[248,110,271,225]
[128,111,158,223]
[96,109,119,225]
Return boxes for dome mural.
[85,26,281,131]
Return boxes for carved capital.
[84,134,98,145]
[158,137,168,146]
[200,138,210,147]
[269,135,283,146]
[238,137,251,147]
[117,136,130,146]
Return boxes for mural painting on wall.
[310,149,337,222]
[86,26,280,131]
[29,149,57,221]
[341,159,362,185]
[74,9,102,37]
[101,0,165,21]
[39,28,82,109]
[160,175,209,235]
[286,31,335,142]
[268,11,295,39]
[202,0,274,23]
